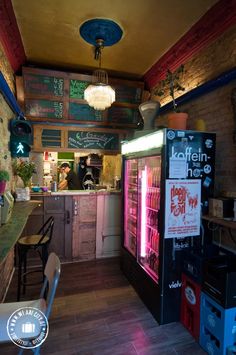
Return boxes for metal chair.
[0,252,61,354]
[17,216,54,301]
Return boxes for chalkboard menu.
[69,79,89,99]
[68,103,103,121]
[42,129,61,147]
[68,131,119,150]
[107,107,140,124]
[25,99,64,119]
[21,67,144,127]
[114,84,142,104]
[24,73,64,96]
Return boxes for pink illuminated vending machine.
[124,156,161,283]
[121,129,215,324]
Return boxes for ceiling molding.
[144,0,236,90]
[0,0,26,72]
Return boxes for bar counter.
[31,189,121,196]
[0,200,41,265]
[28,190,122,262]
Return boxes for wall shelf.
[202,215,236,230]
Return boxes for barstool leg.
[17,246,23,302]
[42,246,48,281]
[23,249,27,295]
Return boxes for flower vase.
[15,187,30,201]
[0,181,6,194]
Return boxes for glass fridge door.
[137,156,161,283]
[124,159,138,257]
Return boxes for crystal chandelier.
[84,39,115,111]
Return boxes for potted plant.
[0,170,10,194]
[13,159,36,188]
[13,159,36,201]
[155,64,188,129]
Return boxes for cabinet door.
[96,194,121,258]
[45,212,66,260]
[78,195,97,222]
[44,196,66,261]
[72,195,96,260]
[73,222,96,260]
[44,196,65,212]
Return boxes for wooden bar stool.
[17,216,54,301]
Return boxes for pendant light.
[80,19,123,111]
[84,39,115,110]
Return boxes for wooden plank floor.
[1,257,206,354]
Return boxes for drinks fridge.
[121,129,215,324]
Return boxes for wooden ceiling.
[11,0,218,79]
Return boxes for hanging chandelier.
[80,19,123,111]
[84,39,115,110]
[84,70,115,111]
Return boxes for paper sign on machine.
[164,179,201,238]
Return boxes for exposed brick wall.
[151,25,236,196]
[186,82,236,196]
[152,25,236,107]
[0,43,15,190]
[0,42,15,92]
[0,44,16,301]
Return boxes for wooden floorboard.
[0,257,206,354]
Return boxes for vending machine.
[121,128,215,324]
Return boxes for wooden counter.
[0,200,42,265]
[31,190,121,196]
[26,192,122,262]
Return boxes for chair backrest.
[36,216,54,246]
[40,252,61,319]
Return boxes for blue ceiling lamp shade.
[79,19,123,47]
[80,19,123,111]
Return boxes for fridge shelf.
[128,229,137,237]
[142,263,158,282]
[146,224,157,231]
[129,200,137,204]
[146,206,159,212]
[147,244,158,255]
[129,213,137,220]
[147,186,160,191]
[128,182,137,187]
[126,245,136,256]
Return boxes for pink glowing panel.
[140,166,147,257]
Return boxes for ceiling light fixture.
[84,39,115,111]
[80,19,123,111]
